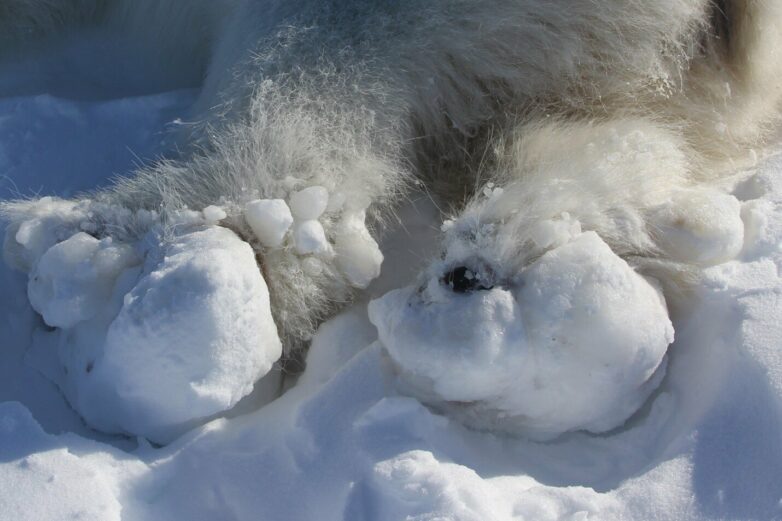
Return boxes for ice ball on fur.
[290,186,329,221]
[650,188,744,266]
[335,211,383,288]
[60,226,281,443]
[244,199,293,248]
[369,231,673,440]
[28,232,139,328]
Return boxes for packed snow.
[289,185,330,221]
[27,232,139,328]
[2,32,782,521]
[23,225,281,444]
[649,188,745,266]
[370,231,673,439]
[244,198,294,248]
[334,211,384,289]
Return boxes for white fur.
[2,0,782,351]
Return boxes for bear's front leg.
[368,118,746,440]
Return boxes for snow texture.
[2,11,782,521]
[370,231,672,439]
[3,91,782,516]
[243,198,294,248]
[25,225,281,444]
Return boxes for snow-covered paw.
[369,231,673,440]
[16,221,281,443]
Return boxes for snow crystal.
[244,198,293,248]
[369,231,673,439]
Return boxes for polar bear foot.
[5,200,282,443]
[2,181,388,441]
[369,230,674,441]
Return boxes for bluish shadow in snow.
[0,34,199,445]
[692,355,782,520]
[0,91,197,199]
[0,26,200,200]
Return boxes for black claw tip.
[442,266,493,293]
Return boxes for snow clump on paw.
[289,186,329,221]
[293,220,330,255]
[37,225,281,444]
[649,188,744,266]
[369,231,673,440]
[244,198,294,248]
[2,197,90,272]
[243,186,383,288]
[27,232,139,328]
[202,205,227,225]
[334,211,383,288]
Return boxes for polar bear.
[1,0,781,441]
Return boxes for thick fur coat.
[2,0,781,351]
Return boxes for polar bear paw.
[4,200,282,443]
[369,230,674,441]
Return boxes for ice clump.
[528,213,582,250]
[369,231,673,440]
[244,199,293,247]
[289,185,329,221]
[202,205,227,224]
[351,450,507,521]
[335,211,383,288]
[39,226,281,443]
[649,188,744,265]
[293,220,330,255]
[3,197,89,271]
[27,233,139,328]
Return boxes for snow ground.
[2,34,782,521]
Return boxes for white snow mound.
[28,232,139,328]
[369,231,673,439]
[0,403,122,521]
[40,225,281,443]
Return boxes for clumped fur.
[2,0,781,350]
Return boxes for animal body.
[2,0,781,440]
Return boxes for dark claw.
[442,266,493,293]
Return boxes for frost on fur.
[2,0,782,440]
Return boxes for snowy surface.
[2,36,782,521]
